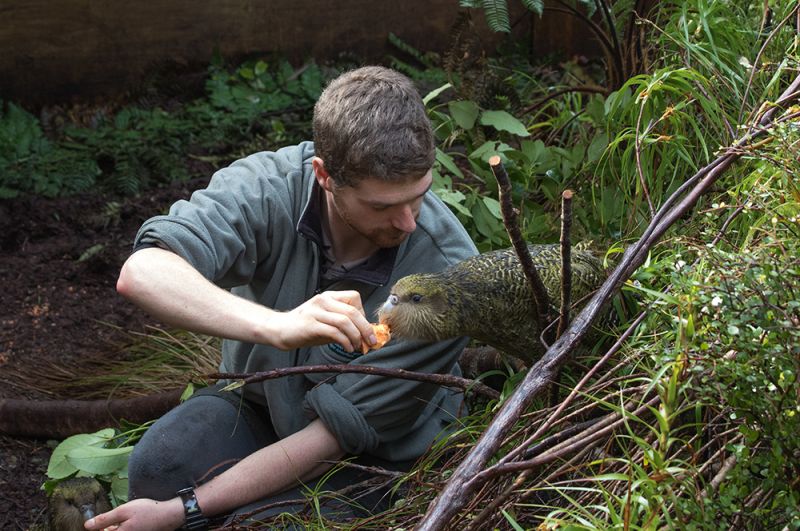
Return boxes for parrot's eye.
[411,294,423,303]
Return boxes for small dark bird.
[378,244,606,362]
[47,477,111,531]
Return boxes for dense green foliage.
[0,57,327,198]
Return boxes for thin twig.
[498,310,650,467]
[557,189,574,338]
[595,0,625,86]
[489,155,550,333]
[739,3,800,126]
[698,453,738,500]
[481,394,660,479]
[209,364,500,400]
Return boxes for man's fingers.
[85,511,119,530]
[326,289,365,311]
[315,309,364,351]
[314,292,375,347]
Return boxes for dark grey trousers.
[128,384,413,528]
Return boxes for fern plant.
[459,0,546,33]
[0,100,100,198]
[0,58,328,198]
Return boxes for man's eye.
[411,294,423,303]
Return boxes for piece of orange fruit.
[361,323,392,354]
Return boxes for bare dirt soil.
[0,176,210,528]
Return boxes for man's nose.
[392,205,417,233]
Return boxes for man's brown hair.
[312,66,435,187]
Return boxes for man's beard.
[334,200,410,249]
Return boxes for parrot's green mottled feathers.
[379,244,606,361]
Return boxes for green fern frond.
[521,0,544,16]
[481,0,511,33]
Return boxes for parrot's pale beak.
[81,503,97,522]
[381,294,399,314]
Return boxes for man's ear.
[312,157,334,192]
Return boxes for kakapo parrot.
[378,243,607,362]
[46,477,111,531]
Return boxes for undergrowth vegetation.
[22,0,800,528]
[0,55,331,197]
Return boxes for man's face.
[329,170,432,249]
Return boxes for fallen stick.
[209,363,500,400]
[0,390,183,439]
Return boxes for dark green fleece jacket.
[134,141,478,461]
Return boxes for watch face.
[184,496,200,513]
[178,488,209,530]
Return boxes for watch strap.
[177,486,210,531]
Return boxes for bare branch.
[209,364,500,400]
[489,155,550,335]
[557,189,574,338]
[0,390,182,439]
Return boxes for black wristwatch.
[177,486,210,531]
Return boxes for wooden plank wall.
[0,1,619,107]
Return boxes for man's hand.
[84,497,184,531]
[271,290,377,353]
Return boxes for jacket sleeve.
[303,334,471,460]
[132,149,304,287]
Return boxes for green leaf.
[520,139,546,165]
[423,83,452,105]
[77,243,105,263]
[482,196,502,219]
[626,283,680,305]
[479,0,511,33]
[47,429,117,479]
[41,478,61,496]
[180,382,196,402]
[589,473,632,481]
[431,167,452,190]
[501,509,525,531]
[448,100,480,130]
[470,141,514,162]
[520,0,544,15]
[66,445,134,476]
[585,94,607,125]
[479,110,530,137]
[587,132,609,162]
[221,380,246,392]
[111,475,129,504]
[472,198,504,240]
[436,189,472,217]
[435,148,464,179]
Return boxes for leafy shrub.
[0,101,99,198]
[671,234,800,526]
[0,59,327,198]
[45,425,148,506]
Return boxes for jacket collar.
[297,180,398,287]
